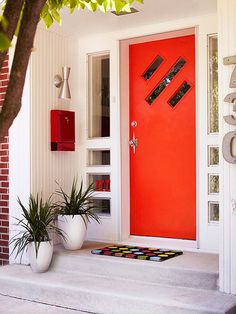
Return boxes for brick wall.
[0,56,9,265]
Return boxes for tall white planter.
[28,241,53,273]
[58,215,87,250]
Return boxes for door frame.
[120,27,199,249]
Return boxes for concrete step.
[0,264,235,314]
[51,243,219,291]
[0,294,83,314]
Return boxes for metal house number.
[222,56,236,163]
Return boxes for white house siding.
[30,28,79,199]
[9,28,80,263]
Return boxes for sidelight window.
[207,34,219,225]
[208,202,219,223]
[87,150,110,166]
[88,53,110,138]
[208,35,218,134]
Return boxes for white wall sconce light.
[54,66,71,100]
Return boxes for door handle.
[129,132,138,154]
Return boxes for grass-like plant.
[55,178,101,225]
[11,194,65,259]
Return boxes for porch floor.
[0,241,235,314]
[66,241,219,273]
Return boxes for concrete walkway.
[0,294,94,314]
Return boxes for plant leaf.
[51,9,61,25]
[0,16,8,32]
[54,177,101,224]
[10,193,62,259]
[0,32,11,51]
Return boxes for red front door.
[130,35,196,240]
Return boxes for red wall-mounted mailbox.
[50,109,75,151]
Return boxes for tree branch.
[0,0,47,140]
[0,0,25,69]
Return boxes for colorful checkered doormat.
[91,245,183,262]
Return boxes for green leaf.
[41,3,54,29]
[85,1,98,11]
[54,177,101,224]
[112,0,127,13]
[10,193,65,259]
[44,15,54,28]
[0,32,11,51]
[78,1,85,9]
[41,3,49,18]
[48,0,58,10]
[0,16,8,32]
[122,3,131,12]
[38,0,144,28]
[68,0,78,9]
[98,0,110,12]
[51,9,61,25]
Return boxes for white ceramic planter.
[58,214,87,250]
[28,241,53,273]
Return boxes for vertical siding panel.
[31,28,78,206]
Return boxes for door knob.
[129,132,138,154]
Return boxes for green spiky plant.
[55,178,101,226]
[10,194,65,259]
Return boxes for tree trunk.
[0,0,25,70]
[0,0,47,141]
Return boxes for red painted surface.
[0,55,9,265]
[95,180,110,192]
[96,180,105,191]
[130,35,196,240]
[105,180,110,192]
[50,110,75,151]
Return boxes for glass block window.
[208,146,219,166]
[146,58,186,105]
[142,55,163,80]
[92,198,111,215]
[88,174,110,192]
[88,150,110,166]
[88,53,110,138]
[208,34,218,133]
[208,202,219,223]
[168,81,191,107]
[208,174,219,194]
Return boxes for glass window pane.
[208,202,219,223]
[168,81,191,107]
[208,146,219,166]
[88,54,110,138]
[208,174,219,194]
[208,35,218,133]
[92,198,111,216]
[142,55,163,80]
[88,150,110,166]
[88,174,110,192]
[146,58,186,105]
